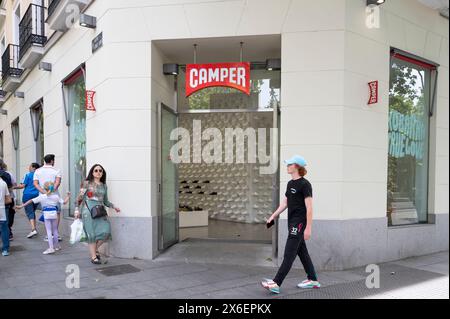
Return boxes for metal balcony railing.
[2,44,23,82]
[19,3,47,61]
[48,0,61,19]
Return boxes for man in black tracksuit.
[261,155,320,294]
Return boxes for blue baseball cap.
[284,155,307,167]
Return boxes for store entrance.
[155,35,281,252]
[177,110,277,243]
[176,60,281,244]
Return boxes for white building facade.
[0,0,448,270]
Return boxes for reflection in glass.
[68,76,86,217]
[387,57,431,226]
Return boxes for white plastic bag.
[70,219,86,244]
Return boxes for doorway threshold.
[182,237,272,245]
[156,239,276,268]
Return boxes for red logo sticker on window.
[368,81,378,105]
[186,62,251,97]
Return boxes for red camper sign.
[86,90,96,111]
[368,81,378,105]
[186,62,251,97]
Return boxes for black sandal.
[91,257,101,265]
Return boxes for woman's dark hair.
[31,163,41,170]
[86,164,107,184]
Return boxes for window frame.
[387,48,439,227]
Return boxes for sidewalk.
[0,214,448,299]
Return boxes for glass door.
[271,103,280,260]
[158,103,179,250]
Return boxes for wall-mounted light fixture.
[367,0,385,6]
[80,14,97,29]
[14,92,24,98]
[163,64,179,75]
[39,62,52,72]
[266,59,281,71]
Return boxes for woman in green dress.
[75,164,120,264]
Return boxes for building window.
[30,100,44,163]
[387,51,437,226]
[65,70,86,217]
[13,3,20,44]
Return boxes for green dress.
[78,181,115,244]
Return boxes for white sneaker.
[44,236,48,242]
[27,230,38,239]
[55,246,62,251]
[297,280,321,289]
[43,248,55,255]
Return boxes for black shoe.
[91,257,102,265]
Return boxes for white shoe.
[43,248,55,255]
[55,246,62,251]
[44,236,48,242]
[297,280,321,289]
[27,230,38,239]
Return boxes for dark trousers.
[6,199,15,236]
[274,222,318,286]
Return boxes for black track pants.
[273,222,318,286]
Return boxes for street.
[0,214,448,299]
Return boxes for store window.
[387,50,437,226]
[177,66,280,111]
[65,70,86,217]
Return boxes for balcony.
[19,3,47,69]
[47,0,89,32]
[2,45,24,92]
